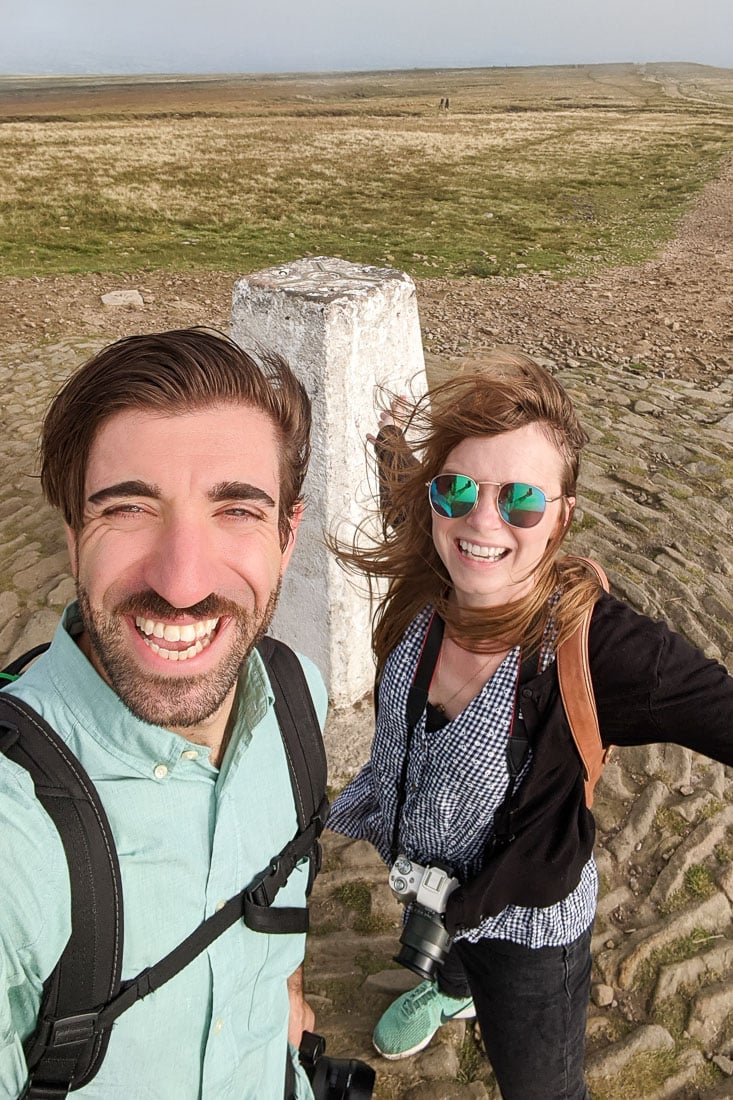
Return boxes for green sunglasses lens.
[429,474,478,518]
[498,482,547,527]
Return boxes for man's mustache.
[115,592,247,620]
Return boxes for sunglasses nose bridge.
[466,481,505,527]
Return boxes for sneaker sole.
[372,1003,476,1060]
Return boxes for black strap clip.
[46,1011,101,1049]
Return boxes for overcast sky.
[2,0,731,75]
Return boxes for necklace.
[431,643,498,716]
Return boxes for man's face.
[66,402,299,732]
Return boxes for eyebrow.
[208,481,276,509]
[87,479,276,510]
[87,480,160,506]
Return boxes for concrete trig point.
[231,257,427,711]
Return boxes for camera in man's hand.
[298,1031,375,1099]
[388,855,459,980]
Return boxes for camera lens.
[394,904,453,981]
[299,1032,376,1100]
[309,1055,376,1100]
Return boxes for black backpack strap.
[0,694,124,1099]
[257,635,328,836]
[98,807,327,1031]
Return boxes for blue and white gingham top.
[328,606,597,948]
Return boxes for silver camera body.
[389,855,459,913]
[388,855,460,980]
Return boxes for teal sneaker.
[373,980,475,1059]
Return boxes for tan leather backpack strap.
[556,557,610,809]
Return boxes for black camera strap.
[488,648,538,852]
[390,611,444,862]
[392,611,538,865]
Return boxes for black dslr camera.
[299,1031,375,1100]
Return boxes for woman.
[327,353,733,1100]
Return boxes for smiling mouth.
[458,539,509,562]
[134,616,220,662]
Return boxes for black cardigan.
[445,592,733,933]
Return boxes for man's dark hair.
[41,328,312,547]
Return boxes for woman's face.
[431,424,573,609]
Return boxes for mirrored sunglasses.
[427,474,564,529]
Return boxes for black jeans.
[437,928,592,1100]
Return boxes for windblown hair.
[41,327,311,548]
[333,351,601,675]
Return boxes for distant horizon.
[2,58,731,81]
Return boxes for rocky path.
[0,163,731,1099]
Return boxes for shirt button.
[181,749,199,760]
[214,1018,223,1035]
[215,899,227,912]
[153,764,168,780]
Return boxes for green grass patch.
[652,993,690,1040]
[658,866,717,916]
[654,806,689,836]
[635,931,713,997]
[456,1027,487,1085]
[588,1049,692,1100]
[353,948,394,977]
[332,879,392,935]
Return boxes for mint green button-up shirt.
[0,604,327,1099]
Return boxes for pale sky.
[1,0,731,75]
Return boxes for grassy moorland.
[0,62,732,279]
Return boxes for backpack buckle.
[48,1011,101,1048]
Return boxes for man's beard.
[76,583,280,729]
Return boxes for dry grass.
[1,62,731,278]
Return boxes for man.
[0,329,326,1099]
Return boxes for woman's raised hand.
[367,396,409,446]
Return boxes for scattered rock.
[712,1054,733,1076]
[100,289,145,308]
[592,984,615,1007]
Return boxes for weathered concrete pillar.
[231,257,426,711]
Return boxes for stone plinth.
[231,257,426,709]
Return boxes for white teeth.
[140,636,209,661]
[135,616,219,638]
[134,616,219,661]
[458,540,508,561]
